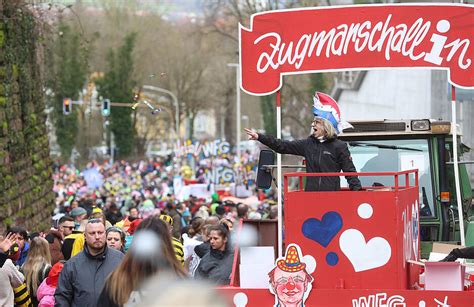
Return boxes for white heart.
[339,229,391,272]
[302,255,317,274]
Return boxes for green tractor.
[338,119,473,258]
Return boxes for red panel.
[219,288,474,307]
[284,188,419,290]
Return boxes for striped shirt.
[172,238,184,266]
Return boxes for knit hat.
[70,207,87,218]
[159,214,173,226]
[47,261,65,287]
[92,207,102,214]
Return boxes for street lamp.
[142,85,180,141]
[227,63,241,162]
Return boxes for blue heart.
[302,211,343,247]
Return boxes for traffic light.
[63,98,72,115]
[102,99,111,116]
[133,91,140,102]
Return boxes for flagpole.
[276,90,283,258]
[451,86,465,246]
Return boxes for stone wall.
[0,2,55,233]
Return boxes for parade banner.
[239,4,474,95]
[174,139,231,158]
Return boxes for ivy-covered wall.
[0,2,55,233]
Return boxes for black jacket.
[195,247,234,285]
[258,134,361,191]
[194,242,210,258]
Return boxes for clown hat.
[313,91,356,135]
[277,245,306,272]
[312,92,341,132]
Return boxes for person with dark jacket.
[441,246,474,261]
[45,230,64,265]
[168,203,186,240]
[244,91,361,192]
[195,224,233,285]
[194,241,210,259]
[54,219,124,307]
[104,203,123,226]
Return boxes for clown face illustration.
[269,244,314,307]
[271,268,312,306]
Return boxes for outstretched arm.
[244,128,258,140]
[244,128,306,156]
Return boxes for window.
[345,139,435,217]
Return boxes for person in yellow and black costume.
[159,215,185,266]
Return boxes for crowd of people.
[1,151,277,306]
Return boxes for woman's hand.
[244,128,258,140]
[0,232,16,253]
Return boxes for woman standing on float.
[244,91,361,192]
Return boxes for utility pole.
[109,132,115,165]
[227,63,241,162]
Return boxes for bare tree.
[202,0,323,139]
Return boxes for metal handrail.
[283,169,419,192]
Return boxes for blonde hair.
[22,237,52,296]
[316,118,337,138]
[104,216,186,305]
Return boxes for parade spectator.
[193,216,221,261]
[0,232,16,267]
[244,92,361,191]
[7,226,29,266]
[182,217,205,276]
[195,224,233,285]
[128,207,139,221]
[54,219,124,306]
[194,205,210,220]
[70,212,110,258]
[214,205,226,220]
[105,203,123,226]
[0,233,25,307]
[57,216,75,238]
[106,227,125,253]
[220,218,234,232]
[0,258,25,306]
[22,237,52,306]
[45,229,64,266]
[97,216,186,306]
[237,204,249,220]
[70,207,87,230]
[168,203,186,239]
[269,205,278,220]
[61,220,87,261]
[37,261,65,307]
[205,216,219,226]
[159,214,185,266]
[188,217,205,241]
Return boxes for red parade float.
[218,4,474,306]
